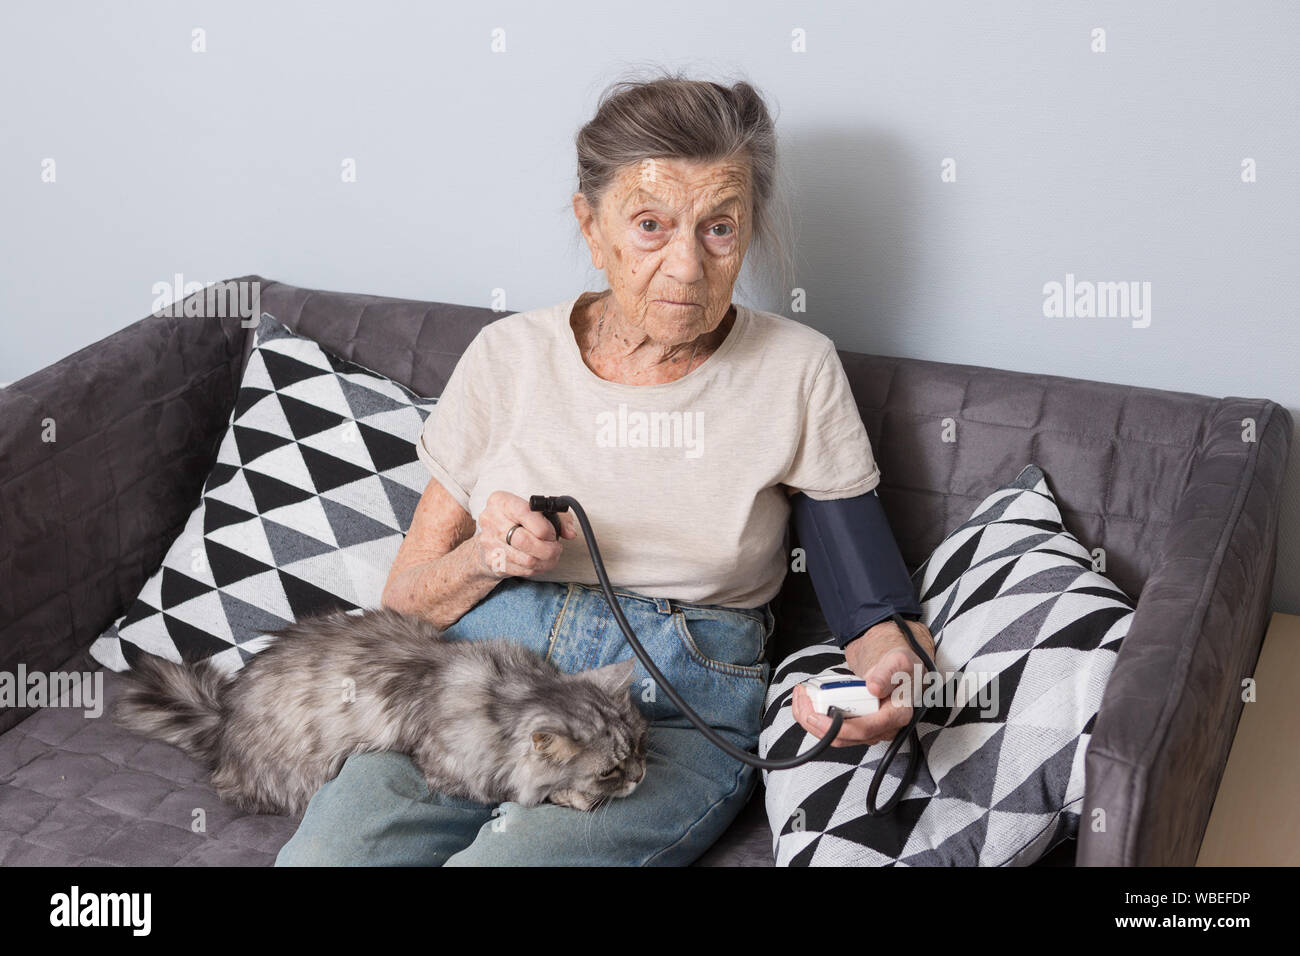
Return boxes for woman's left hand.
[791,620,935,747]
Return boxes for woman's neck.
[572,292,734,386]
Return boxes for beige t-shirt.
[415,294,881,608]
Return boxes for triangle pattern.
[757,464,1133,867]
[89,312,439,676]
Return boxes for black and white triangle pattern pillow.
[759,463,1133,866]
[90,313,438,674]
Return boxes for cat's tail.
[113,654,228,767]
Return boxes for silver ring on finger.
[505,523,523,547]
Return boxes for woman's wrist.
[444,535,507,613]
[384,537,502,629]
[844,618,934,675]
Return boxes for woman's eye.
[709,223,733,237]
[638,219,660,233]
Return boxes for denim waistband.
[566,581,769,625]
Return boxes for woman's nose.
[663,233,705,284]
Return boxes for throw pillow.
[759,463,1133,866]
[89,313,438,674]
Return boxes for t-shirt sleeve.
[780,343,882,500]
[415,331,492,514]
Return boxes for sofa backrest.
[835,350,1216,601]
[250,278,1219,607]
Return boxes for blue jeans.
[274,577,774,866]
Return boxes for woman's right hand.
[473,490,579,579]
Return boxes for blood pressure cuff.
[790,488,923,650]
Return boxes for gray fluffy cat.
[114,606,649,816]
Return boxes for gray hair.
[573,67,795,303]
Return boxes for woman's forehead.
[608,158,752,209]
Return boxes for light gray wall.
[3,1,1297,613]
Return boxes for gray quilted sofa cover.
[0,276,1291,866]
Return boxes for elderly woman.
[275,74,933,866]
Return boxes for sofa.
[0,275,1291,866]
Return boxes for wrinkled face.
[573,155,754,347]
[530,664,650,812]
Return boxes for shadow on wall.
[783,128,918,355]
[778,130,1299,618]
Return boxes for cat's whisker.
[583,796,618,851]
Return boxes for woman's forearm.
[382,535,502,630]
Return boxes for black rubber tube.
[530,495,934,807]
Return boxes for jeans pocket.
[672,607,767,679]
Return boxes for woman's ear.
[572,192,603,269]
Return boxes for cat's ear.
[586,657,636,695]
[531,730,581,763]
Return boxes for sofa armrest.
[1078,397,1293,865]
[0,278,257,733]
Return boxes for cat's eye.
[598,766,620,779]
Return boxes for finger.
[871,646,915,681]
[480,532,550,576]
[804,713,833,738]
[790,685,810,726]
[793,685,822,725]
[501,494,561,543]
[828,715,879,747]
[873,697,915,736]
[834,706,907,743]
[792,687,834,738]
[499,521,565,567]
[865,649,916,698]
[794,688,873,746]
